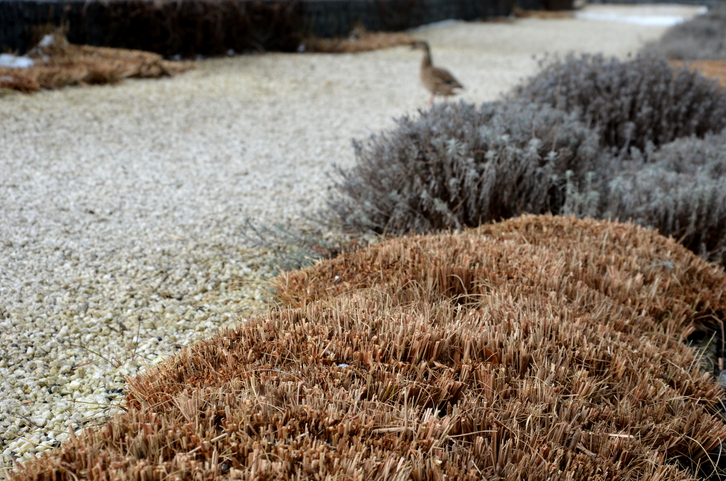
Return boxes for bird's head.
[411,41,430,52]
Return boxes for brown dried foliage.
[11,216,726,481]
[304,26,416,54]
[0,34,192,93]
[512,7,574,19]
[671,60,726,89]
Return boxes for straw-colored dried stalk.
[10,215,726,481]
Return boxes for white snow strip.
[38,34,56,48]
[409,19,462,33]
[0,54,35,69]
[574,5,708,26]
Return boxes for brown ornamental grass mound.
[11,215,726,481]
[0,33,193,93]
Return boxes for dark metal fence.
[1,0,532,55]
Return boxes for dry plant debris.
[671,60,726,89]
[10,215,726,480]
[0,34,193,93]
[304,26,416,53]
[512,7,574,19]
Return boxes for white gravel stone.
[0,6,704,478]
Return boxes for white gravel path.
[0,4,706,476]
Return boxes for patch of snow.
[574,5,708,26]
[0,54,34,69]
[38,34,56,48]
[409,19,462,33]
[575,12,682,26]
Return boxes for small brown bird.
[411,41,463,103]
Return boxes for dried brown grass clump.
[304,25,416,53]
[11,216,726,481]
[512,7,574,19]
[0,34,193,93]
[671,60,726,89]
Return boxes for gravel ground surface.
[0,4,706,476]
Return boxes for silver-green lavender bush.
[513,54,726,154]
[327,58,726,266]
[606,130,726,264]
[328,100,602,234]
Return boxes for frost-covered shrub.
[643,4,726,60]
[513,54,726,153]
[328,100,602,234]
[605,129,726,264]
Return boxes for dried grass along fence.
[0,24,418,93]
[1,0,303,58]
[2,0,520,57]
[0,32,193,93]
[10,216,726,480]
